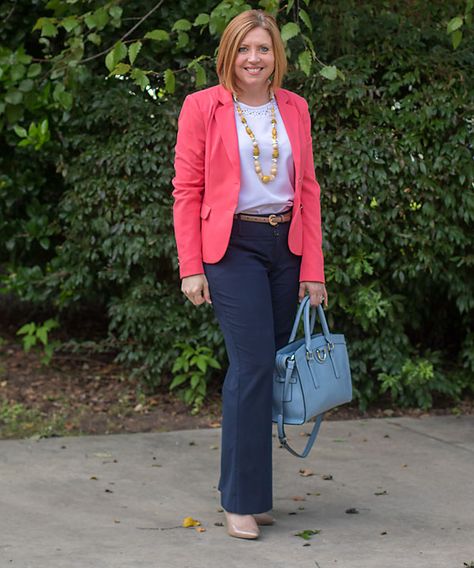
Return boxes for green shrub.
[0,1,472,411]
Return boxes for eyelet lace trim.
[233,100,276,118]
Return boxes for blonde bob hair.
[216,9,287,95]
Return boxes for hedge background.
[0,0,473,411]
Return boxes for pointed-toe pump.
[252,512,275,525]
[224,510,260,539]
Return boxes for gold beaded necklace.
[232,89,279,184]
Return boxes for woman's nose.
[247,50,261,62]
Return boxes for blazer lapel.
[215,95,241,180]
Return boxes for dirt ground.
[0,321,472,440]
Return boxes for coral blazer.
[171,83,325,283]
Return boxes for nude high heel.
[223,510,260,539]
[252,511,275,525]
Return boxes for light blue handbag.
[272,295,353,457]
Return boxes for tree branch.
[80,0,166,64]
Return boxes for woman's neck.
[234,85,272,106]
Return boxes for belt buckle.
[268,214,279,226]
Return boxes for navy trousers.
[203,212,302,514]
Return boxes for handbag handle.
[289,295,332,352]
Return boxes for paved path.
[1,415,473,568]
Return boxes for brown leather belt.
[234,210,292,226]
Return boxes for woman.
[171,9,328,540]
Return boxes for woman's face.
[233,26,275,94]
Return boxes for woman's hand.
[181,274,212,306]
[298,281,328,308]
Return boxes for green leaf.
[298,50,312,76]
[451,29,462,49]
[447,16,463,33]
[169,374,188,390]
[191,374,201,388]
[17,323,35,335]
[164,68,175,93]
[281,22,300,42]
[19,79,34,92]
[61,16,79,32]
[336,68,346,81]
[11,64,26,81]
[193,62,206,87]
[5,90,23,105]
[128,41,142,65]
[41,21,58,37]
[94,8,109,30]
[105,50,115,72]
[286,0,295,14]
[194,13,210,26]
[85,8,108,31]
[23,335,36,352]
[299,8,312,31]
[110,63,131,76]
[145,29,170,41]
[131,68,150,91]
[172,18,192,31]
[105,41,127,72]
[113,41,127,63]
[27,64,41,78]
[40,119,48,135]
[109,6,123,20]
[87,32,102,46]
[176,31,189,48]
[13,125,27,138]
[320,65,338,80]
[36,327,48,345]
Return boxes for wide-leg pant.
[203,213,302,514]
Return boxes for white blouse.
[233,98,295,214]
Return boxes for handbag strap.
[276,357,325,458]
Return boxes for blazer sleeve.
[171,94,206,279]
[299,98,325,283]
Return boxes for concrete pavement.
[1,415,473,568]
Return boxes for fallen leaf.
[295,528,321,540]
[182,516,201,528]
[322,474,333,480]
[299,468,315,477]
[209,445,219,450]
[291,496,306,501]
[345,508,359,514]
[195,526,206,532]
[374,490,388,496]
